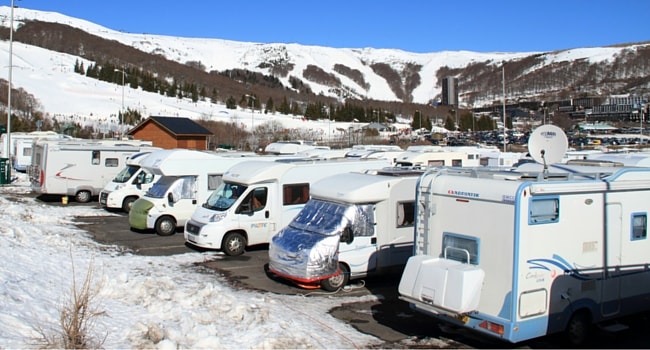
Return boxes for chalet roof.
[128,116,213,136]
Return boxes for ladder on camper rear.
[414,168,439,256]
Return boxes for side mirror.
[167,192,176,203]
[340,226,354,244]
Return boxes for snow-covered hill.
[0,6,646,135]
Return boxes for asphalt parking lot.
[62,197,650,349]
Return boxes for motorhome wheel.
[222,232,246,256]
[122,196,137,213]
[155,216,176,236]
[320,263,349,292]
[566,311,591,346]
[75,190,92,203]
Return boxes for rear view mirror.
[340,226,354,244]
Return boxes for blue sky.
[8,0,650,53]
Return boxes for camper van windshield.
[203,182,248,211]
[113,165,139,183]
[288,199,375,237]
[146,176,181,198]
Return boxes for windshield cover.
[146,176,180,198]
[113,165,139,183]
[203,182,248,211]
[289,199,375,237]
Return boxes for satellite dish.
[527,124,568,167]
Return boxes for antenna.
[527,125,568,176]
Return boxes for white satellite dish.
[527,124,568,168]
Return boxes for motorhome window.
[289,200,374,237]
[396,201,415,227]
[139,171,155,184]
[427,160,444,166]
[147,176,179,198]
[105,158,119,167]
[204,182,247,211]
[91,150,100,165]
[442,233,479,265]
[249,187,268,212]
[529,197,559,224]
[631,213,647,241]
[207,174,223,191]
[451,159,462,167]
[175,176,197,200]
[23,147,31,156]
[113,165,138,183]
[283,183,309,205]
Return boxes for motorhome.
[184,157,392,256]
[264,140,329,155]
[28,139,155,202]
[344,144,403,165]
[128,149,262,236]
[398,129,650,344]
[268,167,424,291]
[99,150,160,212]
[1,131,74,171]
[394,145,481,167]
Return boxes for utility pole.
[502,62,507,152]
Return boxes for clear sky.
[6,0,650,53]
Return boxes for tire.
[155,216,176,236]
[222,232,246,256]
[566,311,591,346]
[320,263,350,292]
[122,196,137,213]
[75,190,92,203]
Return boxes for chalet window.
[529,197,559,224]
[631,213,647,241]
[396,201,415,227]
[442,233,479,265]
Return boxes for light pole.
[5,0,14,179]
[114,68,125,139]
[502,62,507,152]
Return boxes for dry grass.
[33,249,107,349]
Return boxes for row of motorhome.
[127,149,266,236]
[84,125,650,344]
[183,157,392,255]
[265,127,650,345]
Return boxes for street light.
[5,0,14,180]
[114,68,125,139]
[502,62,507,152]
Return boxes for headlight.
[209,212,227,222]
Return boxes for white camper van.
[29,140,155,202]
[394,145,481,167]
[398,125,650,345]
[128,149,262,236]
[268,167,423,291]
[1,131,73,172]
[184,157,392,256]
[99,150,160,212]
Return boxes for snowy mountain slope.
[0,5,647,124]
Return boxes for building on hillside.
[126,116,213,150]
[442,77,458,106]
